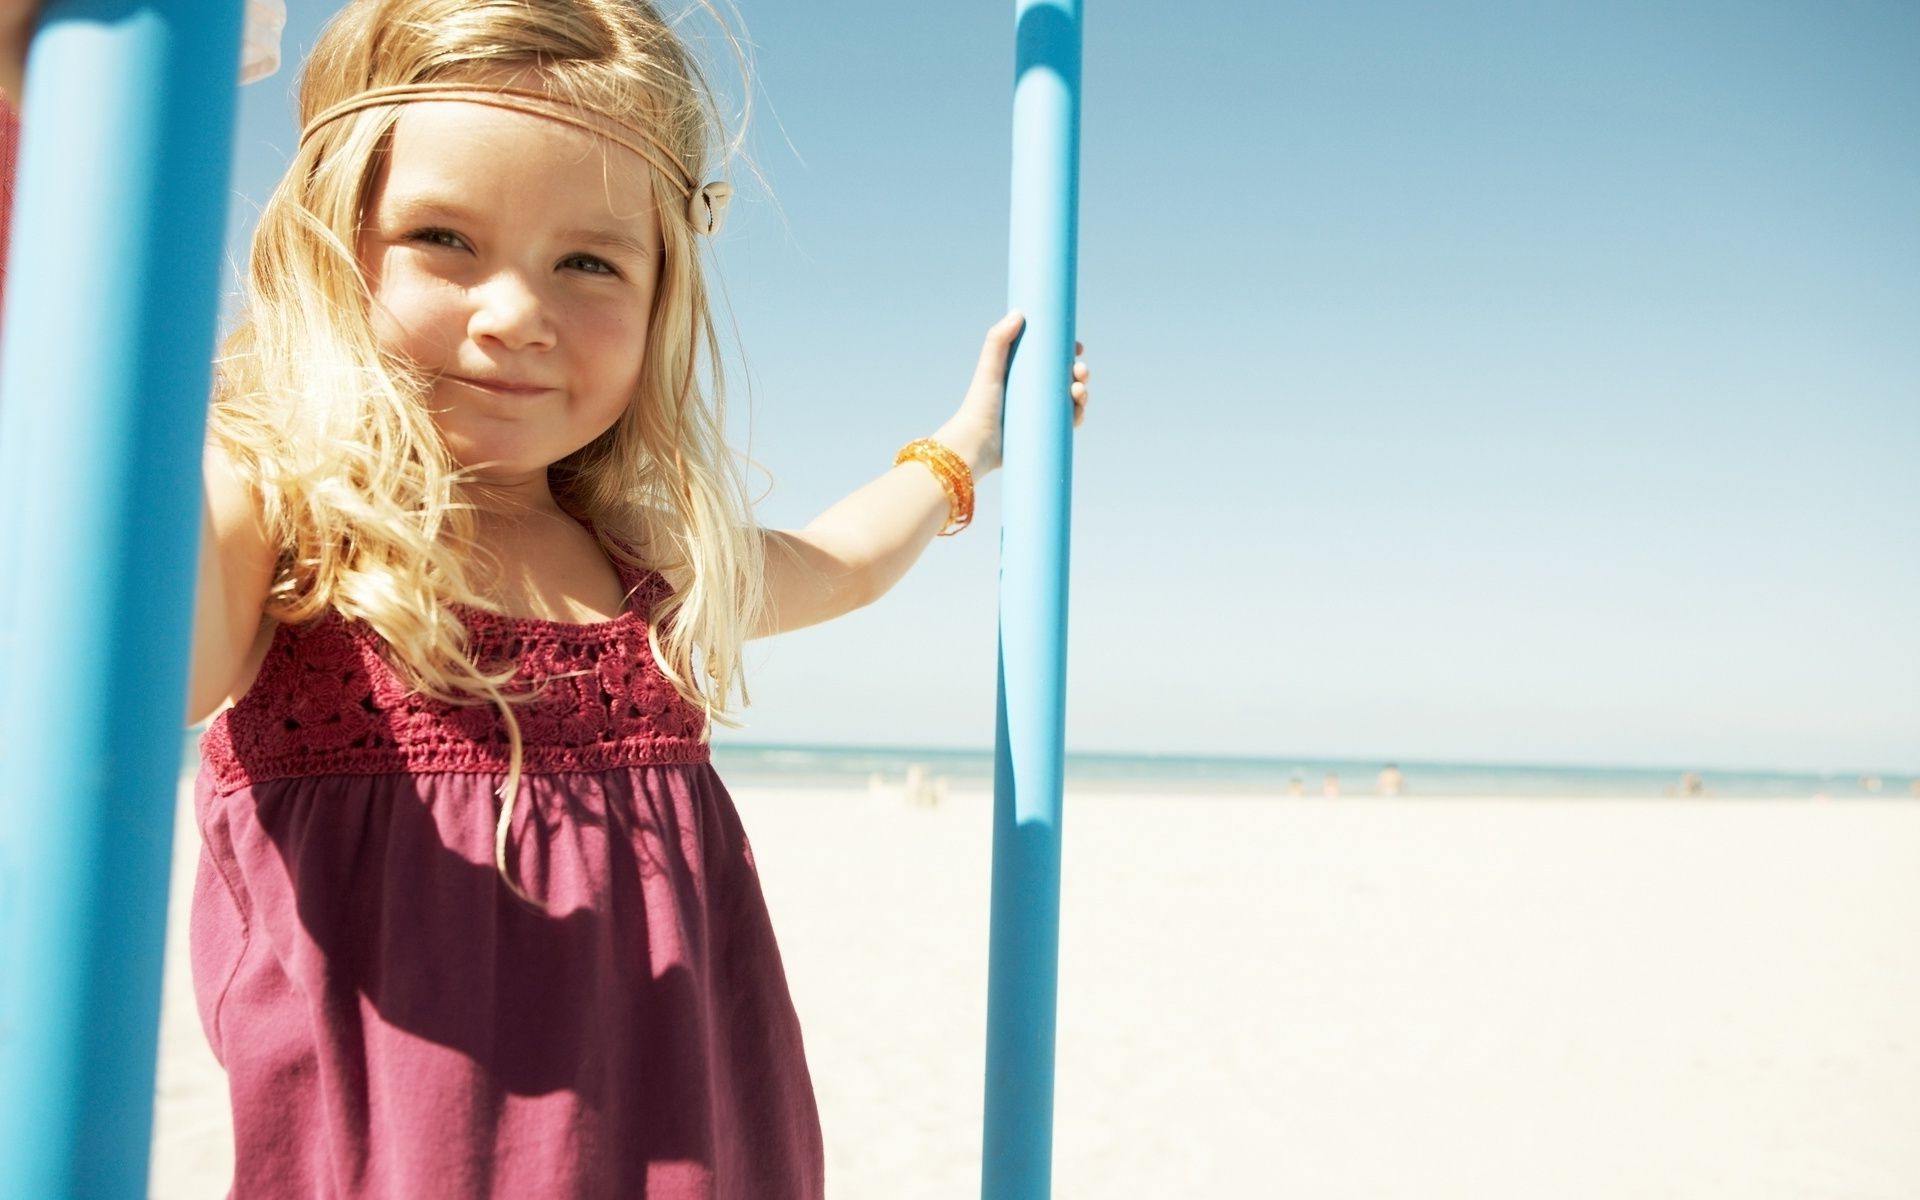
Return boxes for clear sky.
[220,1,1919,775]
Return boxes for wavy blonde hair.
[209,0,764,905]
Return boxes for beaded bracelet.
[894,438,975,536]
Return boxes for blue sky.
[221,1,1919,774]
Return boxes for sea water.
[175,730,1913,801]
[703,743,1910,801]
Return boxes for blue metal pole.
[982,1,1081,1197]
[0,2,244,1194]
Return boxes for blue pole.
[982,1,1081,1197]
[0,1,243,1194]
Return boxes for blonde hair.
[209,0,764,905]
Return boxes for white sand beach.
[152,779,1920,1198]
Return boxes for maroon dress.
[191,544,823,1199]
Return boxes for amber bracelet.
[894,438,975,536]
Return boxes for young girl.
[124,0,1091,1196]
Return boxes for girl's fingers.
[972,311,1026,387]
[975,315,1087,400]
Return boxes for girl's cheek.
[376,274,466,354]
[568,295,649,351]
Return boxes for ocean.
[177,731,1914,801]
[707,743,1915,801]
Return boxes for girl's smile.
[445,373,558,397]
[355,89,662,511]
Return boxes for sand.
[151,780,1920,1198]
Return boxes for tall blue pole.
[0,2,244,1195]
[982,1,1081,1197]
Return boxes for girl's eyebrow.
[559,227,656,260]
[380,193,474,226]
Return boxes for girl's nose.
[467,272,556,350]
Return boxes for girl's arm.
[185,443,280,726]
[753,312,1088,638]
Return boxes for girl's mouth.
[448,375,554,396]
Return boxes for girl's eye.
[405,227,467,251]
[562,254,619,277]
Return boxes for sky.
[217,1,1919,775]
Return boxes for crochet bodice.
[199,559,709,794]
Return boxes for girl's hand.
[934,310,1090,478]
[1,2,39,106]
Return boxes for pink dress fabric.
[192,534,823,1198]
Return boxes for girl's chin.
[434,421,614,483]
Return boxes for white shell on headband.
[689,182,732,236]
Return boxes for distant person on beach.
[1324,771,1341,800]
[1377,764,1403,797]
[1287,775,1305,799]
[0,1,1091,1192]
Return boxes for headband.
[298,83,733,236]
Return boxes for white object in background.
[240,0,286,85]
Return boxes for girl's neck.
[472,505,582,541]
[462,479,573,527]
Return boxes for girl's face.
[356,97,663,507]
